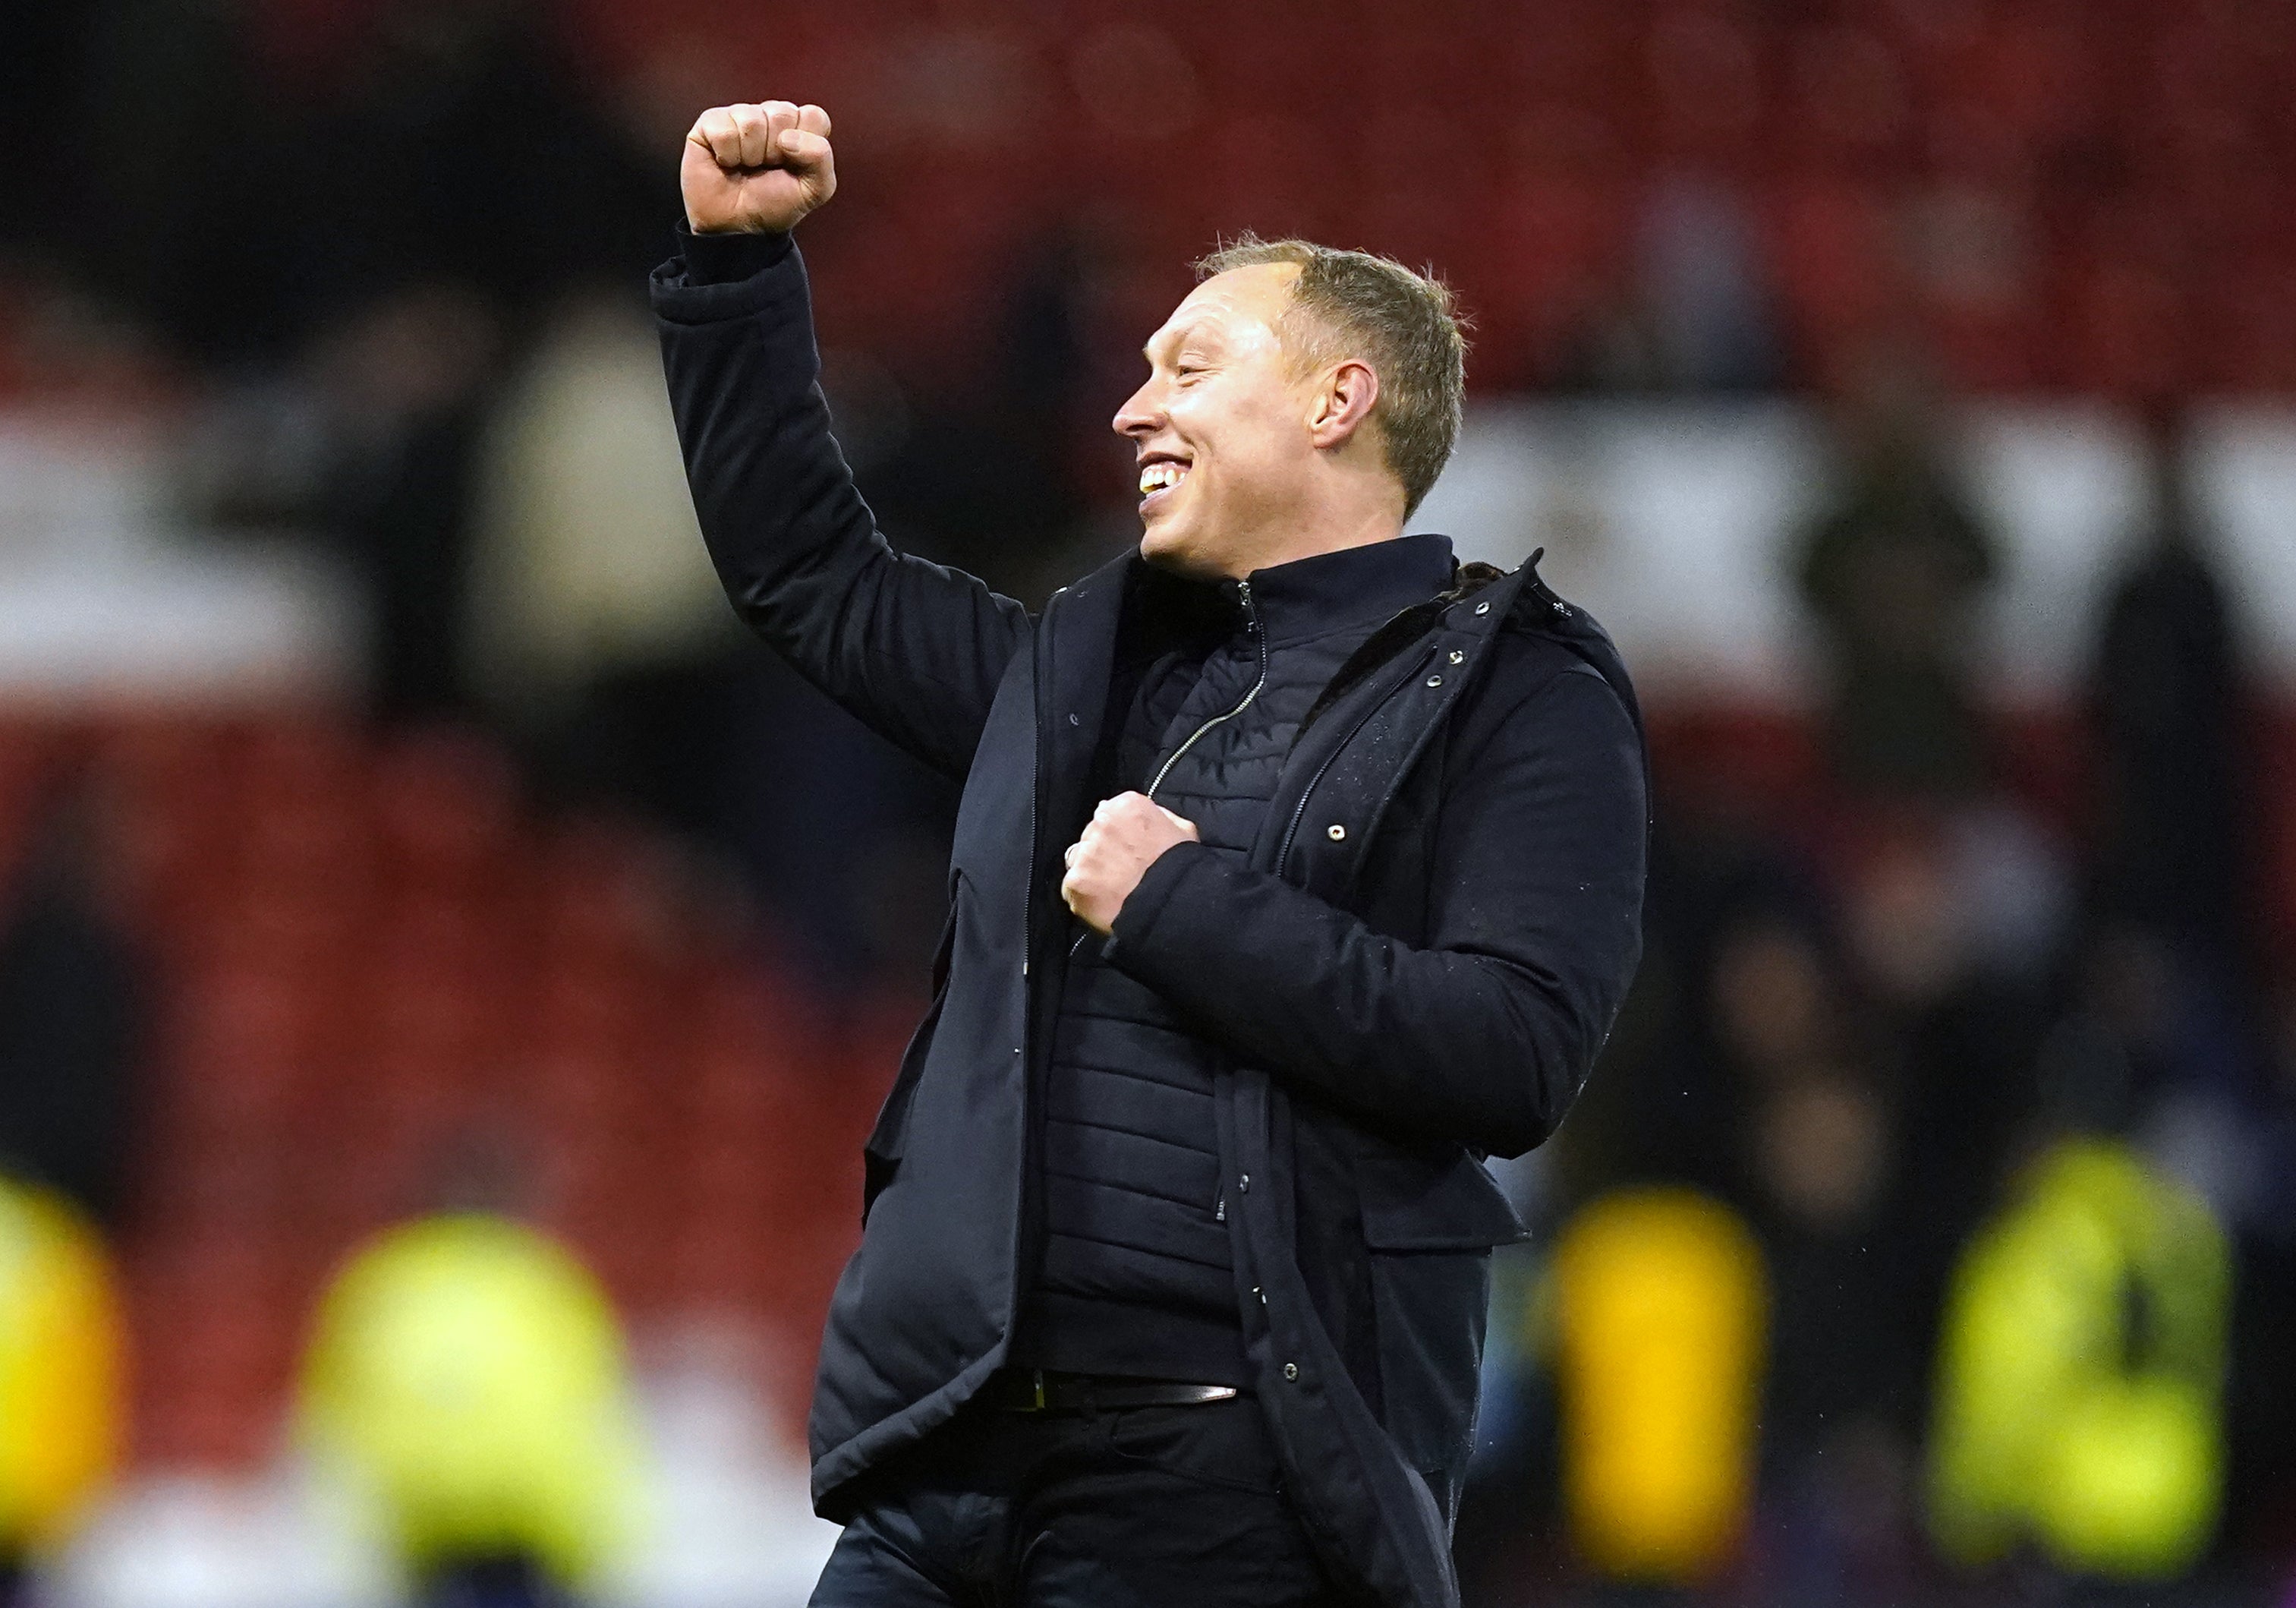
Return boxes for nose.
[1112,378,1162,441]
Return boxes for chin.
[1139,525,1237,582]
[1136,516,1195,568]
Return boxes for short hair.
[1194,232,1469,519]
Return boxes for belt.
[978,1367,1241,1414]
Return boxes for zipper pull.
[1238,578,1256,633]
[1214,1191,1226,1222]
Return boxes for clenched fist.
[682,100,836,236]
[1060,793,1200,937]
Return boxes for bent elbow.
[1474,994,1614,1160]
[1476,1077,1570,1162]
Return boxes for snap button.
[1068,712,1079,725]
[1239,1174,1249,1192]
[1447,649,1463,664]
[1425,675,1443,688]
[1326,823,1345,841]
[1474,601,1490,614]
[1283,1363,1299,1381]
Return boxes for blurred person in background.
[298,1128,641,1608]
[314,282,505,720]
[0,1174,121,1604]
[1835,812,2058,1386]
[1694,910,1926,1602]
[656,99,1647,1608]
[465,274,965,988]
[1929,1139,2230,1585]
[0,783,146,1231]
[1546,1187,1765,1597]
[463,279,745,825]
[1548,175,1784,396]
[1794,339,1998,801]
[2077,418,2294,1578]
[2090,411,2259,984]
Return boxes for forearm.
[652,229,1028,777]
[1104,847,1592,1155]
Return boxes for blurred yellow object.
[298,1213,642,1588]
[1549,1187,1767,1583]
[1929,1138,2229,1579]
[0,1175,121,1553]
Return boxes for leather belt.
[979,1367,1241,1414]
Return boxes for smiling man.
[654,102,1649,1608]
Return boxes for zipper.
[1030,609,1045,960]
[1147,578,1267,802]
[1017,594,1054,1322]
[1068,578,1268,960]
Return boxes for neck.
[1195,500,1407,580]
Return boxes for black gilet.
[1013,531,1457,1383]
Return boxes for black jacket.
[653,225,1650,1608]
[1021,534,1462,1386]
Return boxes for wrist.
[676,218,794,285]
[1103,840,1211,964]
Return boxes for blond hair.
[1195,232,1469,518]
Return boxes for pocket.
[860,869,965,1224]
[1356,1144,1526,1473]
[1356,1146,1530,1251]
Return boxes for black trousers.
[808,1392,1352,1606]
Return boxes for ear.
[1306,358,1380,451]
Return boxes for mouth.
[1137,453,1191,513]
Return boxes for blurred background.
[0,0,2291,1603]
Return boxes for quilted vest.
[1013,532,1458,1383]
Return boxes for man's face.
[1113,262,1320,577]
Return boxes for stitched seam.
[1043,1226,1232,1270]
[1044,1115,1220,1156]
[1040,1168,1215,1212]
[1047,1059,1216,1095]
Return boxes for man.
[654,100,1649,1608]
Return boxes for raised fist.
[682,101,836,235]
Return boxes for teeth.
[1139,462,1186,497]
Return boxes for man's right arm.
[652,102,1031,782]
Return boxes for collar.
[1125,532,1450,661]
[1243,531,1458,646]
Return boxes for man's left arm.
[1095,661,1647,1159]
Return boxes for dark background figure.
[2090,411,2257,984]
[2081,412,2296,1578]
[1794,341,1998,801]
[312,283,505,721]
[0,782,145,1228]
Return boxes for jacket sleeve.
[651,225,1032,781]
[1099,657,1647,1159]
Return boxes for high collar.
[1133,531,1457,651]
[1242,531,1458,645]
